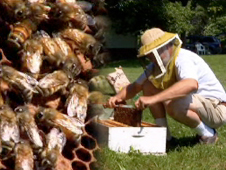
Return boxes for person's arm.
[108,82,143,108]
[135,78,198,109]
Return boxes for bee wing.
[57,130,67,152]
[25,124,43,148]
[86,14,96,26]
[71,117,85,128]
[55,116,84,135]
[52,35,70,57]
[38,76,57,89]
[17,72,39,93]
[76,1,93,12]
[1,123,12,142]
[47,128,66,152]
[66,94,79,117]
[15,143,34,170]
[38,72,67,89]
[74,105,87,123]
[1,122,19,143]
[11,124,20,143]
[25,51,43,74]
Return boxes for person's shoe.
[196,129,218,144]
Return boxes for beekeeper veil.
[137,28,182,80]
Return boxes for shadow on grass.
[167,135,199,152]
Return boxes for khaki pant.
[193,94,226,128]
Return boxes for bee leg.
[22,89,33,103]
[36,86,44,97]
[84,25,93,34]
[0,49,12,65]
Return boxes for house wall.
[105,29,137,48]
[105,29,138,60]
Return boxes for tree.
[106,0,168,35]
[203,1,226,35]
[164,1,195,41]
[106,0,226,37]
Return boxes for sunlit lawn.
[94,54,226,170]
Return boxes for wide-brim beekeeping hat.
[137,28,182,79]
[138,28,181,57]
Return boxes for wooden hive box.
[95,119,167,155]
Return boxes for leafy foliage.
[106,0,168,35]
[164,1,194,36]
[204,16,226,36]
[106,0,226,37]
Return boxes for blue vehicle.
[185,35,222,54]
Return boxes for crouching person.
[107,28,226,145]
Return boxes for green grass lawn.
[94,55,226,170]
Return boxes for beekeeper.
[107,28,226,145]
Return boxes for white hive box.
[95,119,167,155]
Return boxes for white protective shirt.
[136,48,226,102]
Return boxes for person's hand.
[107,96,123,108]
[135,96,157,110]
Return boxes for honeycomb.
[61,120,100,170]
[114,105,142,127]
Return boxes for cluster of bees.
[0,0,110,169]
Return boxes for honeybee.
[20,38,43,79]
[0,0,29,22]
[0,105,20,153]
[36,70,69,97]
[41,127,66,166]
[0,65,38,102]
[7,3,50,51]
[52,34,83,79]
[92,51,111,68]
[60,28,102,59]
[52,34,72,59]
[87,91,106,104]
[7,19,38,51]
[14,105,43,149]
[36,30,67,67]
[62,57,82,80]
[36,107,84,142]
[48,2,90,31]
[65,82,89,122]
[88,75,115,95]
[86,91,109,120]
[92,15,111,42]
[41,149,73,170]
[14,142,34,170]
[26,2,50,23]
